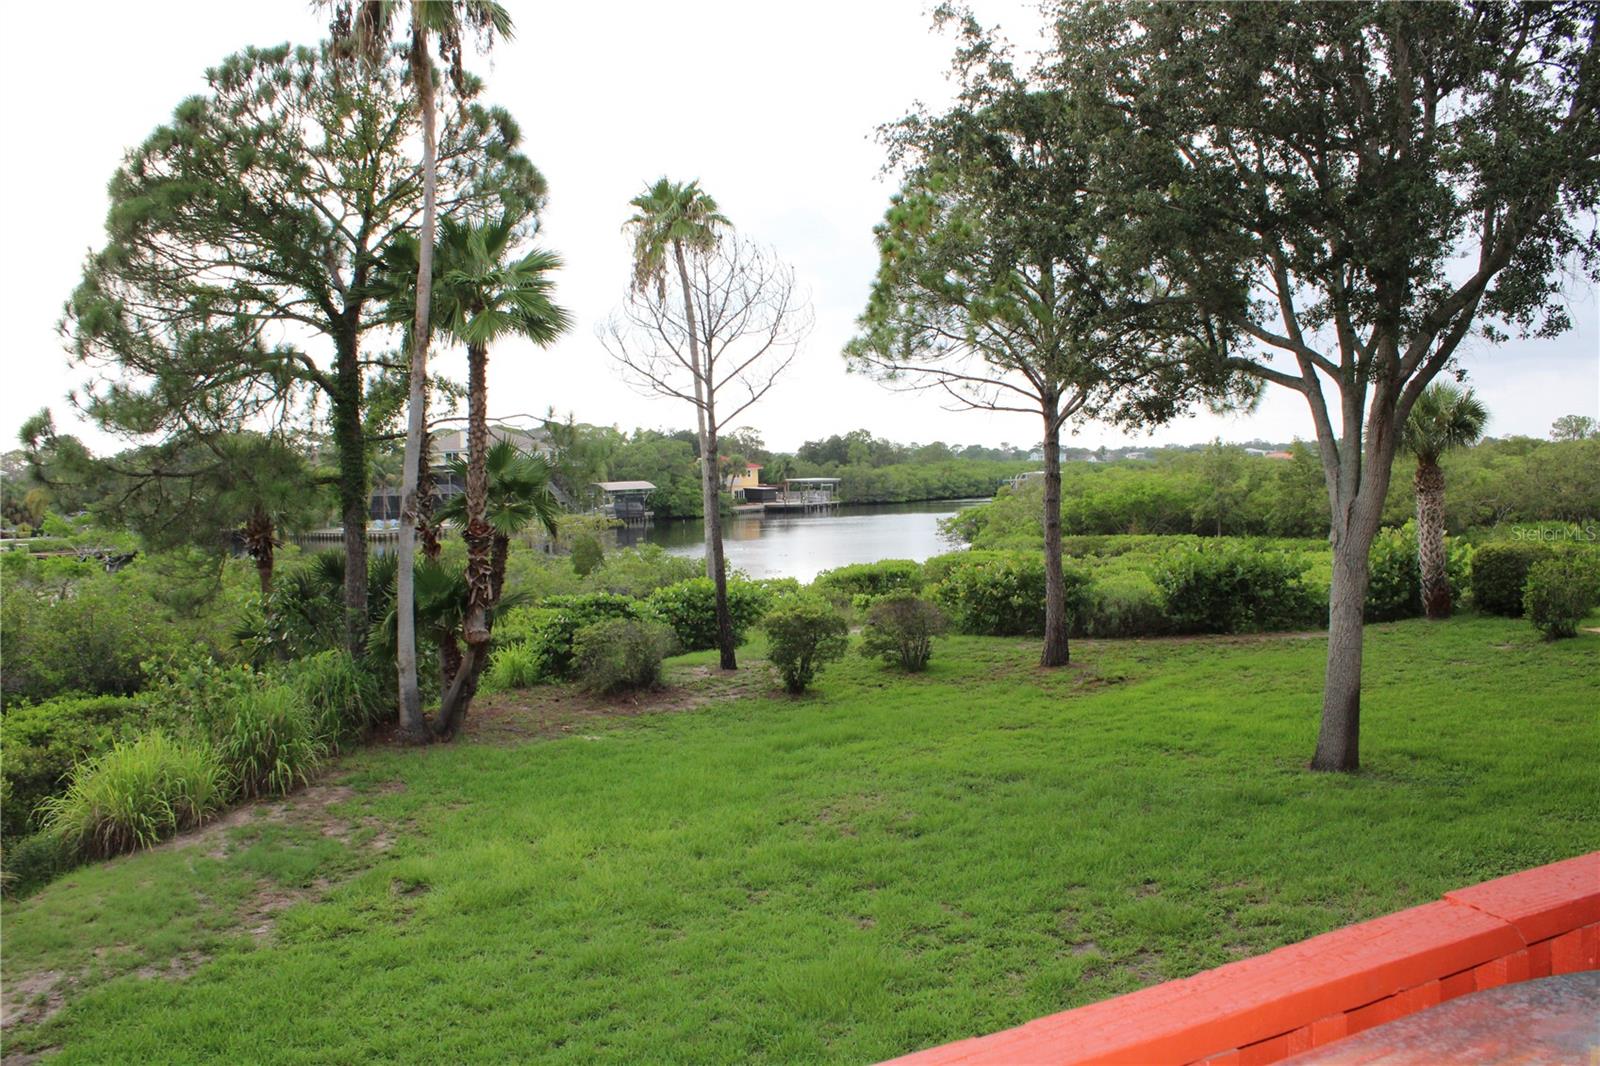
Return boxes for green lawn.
[4,615,1596,1063]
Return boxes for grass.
[3,614,1596,1063]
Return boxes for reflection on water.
[620,499,985,582]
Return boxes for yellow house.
[725,462,763,497]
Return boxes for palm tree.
[623,180,729,582]
[437,439,562,604]
[211,434,321,597]
[429,214,569,737]
[1402,383,1488,619]
[324,0,514,742]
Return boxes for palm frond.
[1403,383,1489,464]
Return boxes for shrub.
[40,732,229,858]
[929,552,1090,636]
[571,618,678,695]
[1364,522,1474,622]
[1078,571,1171,638]
[0,695,150,843]
[1472,542,1556,616]
[1152,543,1322,634]
[647,578,772,651]
[570,534,605,577]
[1364,524,1423,622]
[283,650,382,749]
[214,685,324,800]
[814,560,925,599]
[501,594,658,678]
[859,593,948,672]
[1523,555,1600,639]
[0,575,185,701]
[483,641,551,690]
[584,545,701,597]
[144,655,264,737]
[1,831,79,898]
[762,596,850,694]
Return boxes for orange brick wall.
[882,852,1600,1066]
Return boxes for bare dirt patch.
[162,780,382,860]
[466,660,778,743]
[0,971,64,1032]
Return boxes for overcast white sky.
[2,1,1596,456]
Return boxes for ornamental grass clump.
[484,641,550,691]
[40,732,229,859]
[285,650,383,750]
[216,684,325,800]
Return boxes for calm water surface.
[624,499,986,582]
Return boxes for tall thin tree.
[428,214,570,738]
[326,0,514,741]
[852,27,1239,666]
[603,235,811,670]
[623,179,730,580]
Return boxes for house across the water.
[593,481,656,526]
[725,462,764,499]
[767,478,841,514]
[368,425,553,528]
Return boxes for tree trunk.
[417,389,442,563]
[1040,408,1070,667]
[244,505,275,598]
[434,642,483,740]
[1308,365,1400,773]
[461,340,493,646]
[491,533,509,603]
[673,240,716,582]
[703,419,737,671]
[435,339,494,738]
[1414,460,1450,619]
[333,331,368,656]
[1313,529,1372,771]
[395,24,438,744]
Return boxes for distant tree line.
[949,436,1600,548]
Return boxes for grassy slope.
[4,616,1597,1064]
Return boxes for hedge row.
[811,529,1592,639]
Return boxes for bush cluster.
[39,732,230,859]
[1524,554,1600,639]
[1363,521,1474,621]
[859,593,947,672]
[8,665,337,893]
[283,650,383,750]
[1152,543,1323,634]
[646,578,772,651]
[1077,571,1171,638]
[1471,543,1556,616]
[215,685,325,799]
[813,560,925,601]
[0,575,187,702]
[929,553,1092,636]
[761,596,850,694]
[571,618,678,695]
[1,695,150,843]
[495,594,656,682]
